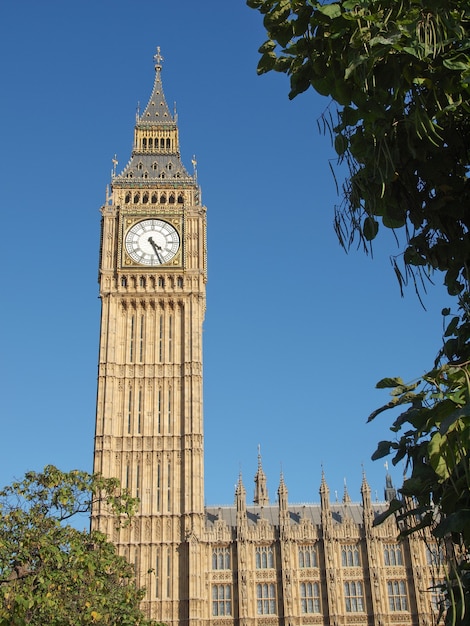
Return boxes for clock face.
[125,219,180,266]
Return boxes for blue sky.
[1,1,452,506]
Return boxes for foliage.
[0,466,158,626]
[247,0,470,300]
[246,0,470,623]
[368,355,470,624]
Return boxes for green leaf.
[376,377,405,389]
[334,133,348,156]
[444,316,460,337]
[372,498,403,526]
[317,3,341,19]
[257,51,278,75]
[258,39,277,53]
[434,509,470,537]
[442,57,470,71]
[371,440,394,460]
[363,216,379,241]
[439,404,470,436]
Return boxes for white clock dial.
[125,219,180,266]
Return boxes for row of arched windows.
[141,136,173,150]
[125,170,182,180]
[137,161,172,171]
[124,191,184,204]
[120,275,184,289]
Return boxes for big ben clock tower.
[92,48,206,625]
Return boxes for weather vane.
[154,46,163,68]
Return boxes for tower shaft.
[92,50,206,625]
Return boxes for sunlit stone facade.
[92,49,444,626]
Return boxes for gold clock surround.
[121,214,183,268]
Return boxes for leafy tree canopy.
[0,466,158,626]
[247,0,470,304]
[247,1,470,623]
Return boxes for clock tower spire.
[92,47,207,625]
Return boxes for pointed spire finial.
[254,445,269,506]
[154,46,164,70]
[361,464,371,495]
[111,154,118,179]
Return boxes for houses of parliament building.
[91,49,445,626]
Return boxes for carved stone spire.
[384,462,397,502]
[361,467,373,529]
[319,467,330,503]
[278,472,288,514]
[253,446,269,506]
[235,473,248,541]
[235,473,247,512]
[113,46,192,185]
[319,468,332,535]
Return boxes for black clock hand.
[148,236,164,264]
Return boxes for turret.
[384,463,397,502]
[235,473,248,541]
[278,472,288,513]
[319,468,332,537]
[361,468,373,530]
[253,446,269,506]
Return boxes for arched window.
[142,193,149,204]
[169,194,175,204]
[341,544,360,567]
[151,193,158,204]
[299,545,317,568]
[212,584,232,617]
[160,193,166,203]
[344,581,364,612]
[139,276,146,287]
[384,544,403,566]
[160,138,165,148]
[166,138,170,148]
[156,463,161,511]
[387,580,408,611]
[177,194,184,204]
[121,276,127,287]
[212,547,230,570]
[148,137,153,148]
[256,584,276,615]
[177,277,183,288]
[142,138,147,149]
[300,582,320,613]
[133,193,140,204]
[152,162,158,170]
[255,546,274,569]
[158,277,165,288]
[125,193,131,204]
